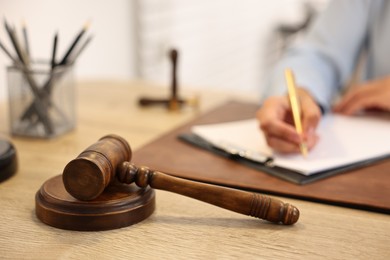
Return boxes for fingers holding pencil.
[295,88,321,136]
[257,69,321,155]
[257,94,320,154]
[285,69,321,156]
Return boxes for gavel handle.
[119,164,299,225]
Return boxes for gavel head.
[62,135,131,201]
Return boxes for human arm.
[333,76,390,115]
[263,0,372,112]
[257,0,374,154]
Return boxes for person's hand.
[256,88,321,153]
[333,76,390,115]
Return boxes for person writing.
[257,0,390,154]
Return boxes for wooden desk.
[0,81,389,259]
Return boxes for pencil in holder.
[7,62,76,138]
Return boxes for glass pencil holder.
[7,62,76,138]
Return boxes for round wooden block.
[0,139,17,183]
[35,175,155,231]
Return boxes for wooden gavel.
[62,135,299,225]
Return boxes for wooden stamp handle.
[169,49,178,100]
[117,162,299,225]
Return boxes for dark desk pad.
[133,101,390,214]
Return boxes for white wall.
[0,0,135,101]
[137,0,322,98]
[0,0,328,105]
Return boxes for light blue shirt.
[264,0,390,112]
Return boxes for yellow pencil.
[284,68,308,157]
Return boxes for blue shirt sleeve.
[263,0,373,111]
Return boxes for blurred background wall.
[0,0,327,102]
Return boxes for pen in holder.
[7,62,76,138]
[1,18,92,138]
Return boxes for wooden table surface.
[0,80,389,259]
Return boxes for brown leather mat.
[133,101,390,214]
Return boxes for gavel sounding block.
[35,175,155,231]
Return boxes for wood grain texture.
[0,81,389,259]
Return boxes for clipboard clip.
[216,141,274,167]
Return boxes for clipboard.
[132,100,390,214]
[178,133,390,185]
[179,113,390,184]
